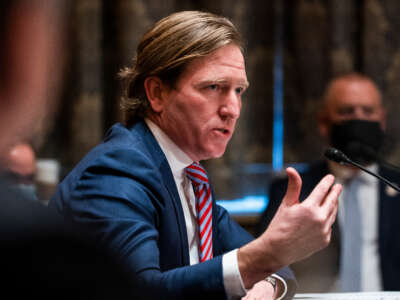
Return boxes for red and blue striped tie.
[185,162,213,262]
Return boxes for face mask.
[330,119,385,165]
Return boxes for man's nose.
[219,91,241,120]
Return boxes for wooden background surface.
[35,0,400,201]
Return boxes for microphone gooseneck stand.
[324,147,400,193]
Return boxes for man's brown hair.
[119,10,244,126]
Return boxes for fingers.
[305,174,335,206]
[282,167,302,206]
[322,183,342,227]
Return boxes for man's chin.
[201,148,227,161]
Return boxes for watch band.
[265,276,277,291]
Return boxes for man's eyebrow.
[195,78,250,88]
[242,80,250,89]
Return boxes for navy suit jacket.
[50,121,295,299]
[257,160,400,291]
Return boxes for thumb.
[282,167,302,206]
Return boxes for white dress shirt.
[145,119,287,299]
[330,162,382,291]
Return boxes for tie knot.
[185,162,209,186]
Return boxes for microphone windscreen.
[324,147,349,164]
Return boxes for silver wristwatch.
[265,276,277,291]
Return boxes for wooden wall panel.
[38,0,400,194]
[364,0,400,164]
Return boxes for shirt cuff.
[222,249,289,300]
[222,249,247,299]
[270,273,288,300]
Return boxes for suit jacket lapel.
[130,121,190,265]
[377,166,399,262]
[159,159,190,265]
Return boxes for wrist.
[238,239,276,288]
[259,231,288,269]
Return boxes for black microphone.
[324,147,400,192]
[324,147,352,164]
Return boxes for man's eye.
[209,84,218,90]
[363,107,374,115]
[235,87,243,94]
[337,107,354,115]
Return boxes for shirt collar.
[327,160,378,185]
[357,163,378,184]
[145,118,193,179]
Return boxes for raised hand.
[238,167,342,289]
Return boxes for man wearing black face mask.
[257,72,400,292]
[330,119,385,165]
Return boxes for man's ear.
[144,76,168,113]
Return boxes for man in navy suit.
[50,11,342,299]
[258,73,400,292]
